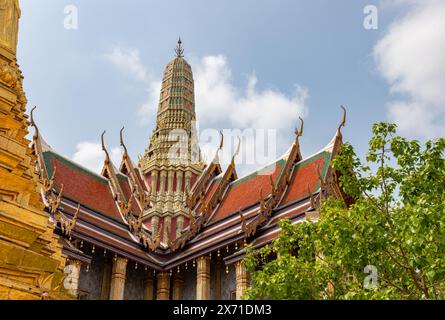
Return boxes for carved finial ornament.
[337,105,347,137]
[175,37,184,57]
[101,130,111,166]
[120,127,128,159]
[294,116,304,144]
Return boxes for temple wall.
[76,249,241,300]
[221,264,236,300]
[181,266,196,300]
[124,263,145,300]
[78,251,107,300]
[209,261,217,300]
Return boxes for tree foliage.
[244,123,445,299]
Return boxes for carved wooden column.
[109,257,127,300]
[196,256,211,300]
[156,272,170,300]
[235,260,250,300]
[143,270,155,300]
[172,273,184,300]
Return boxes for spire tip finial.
[175,37,184,57]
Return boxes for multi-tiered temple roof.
[30,41,350,273]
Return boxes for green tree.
[244,123,445,300]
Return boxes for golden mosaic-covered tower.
[139,39,204,242]
[0,0,70,299]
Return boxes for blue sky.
[17,0,445,175]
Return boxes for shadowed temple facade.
[0,1,350,300]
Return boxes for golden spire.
[139,39,204,245]
[140,37,201,171]
[175,37,184,57]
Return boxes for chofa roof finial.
[101,130,111,163]
[337,105,347,137]
[120,126,128,157]
[175,37,184,57]
[30,106,40,138]
[294,116,304,145]
[295,116,304,137]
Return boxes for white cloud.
[374,0,445,138]
[193,55,308,131]
[138,54,308,171]
[192,55,308,173]
[72,141,122,174]
[103,46,162,126]
[104,47,148,82]
[137,80,162,124]
[380,0,437,8]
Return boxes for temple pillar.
[176,171,183,193]
[159,170,167,194]
[163,215,172,243]
[196,256,211,300]
[185,171,192,192]
[235,261,250,300]
[151,170,158,194]
[156,272,170,300]
[167,170,174,193]
[143,270,155,300]
[109,257,127,300]
[172,273,184,300]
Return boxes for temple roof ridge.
[230,155,286,184]
[47,149,107,182]
[38,132,54,152]
[29,107,104,183]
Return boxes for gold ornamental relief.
[0,60,19,88]
[0,0,20,53]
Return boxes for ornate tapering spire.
[139,40,204,244]
[175,37,184,57]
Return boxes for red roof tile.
[280,151,331,206]
[209,160,285,223]
[44,151,122,221]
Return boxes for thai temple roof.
[29,41,350,272]
[32,119,346,270]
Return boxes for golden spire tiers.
[139,38,204,243]
[0,0,71,299]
